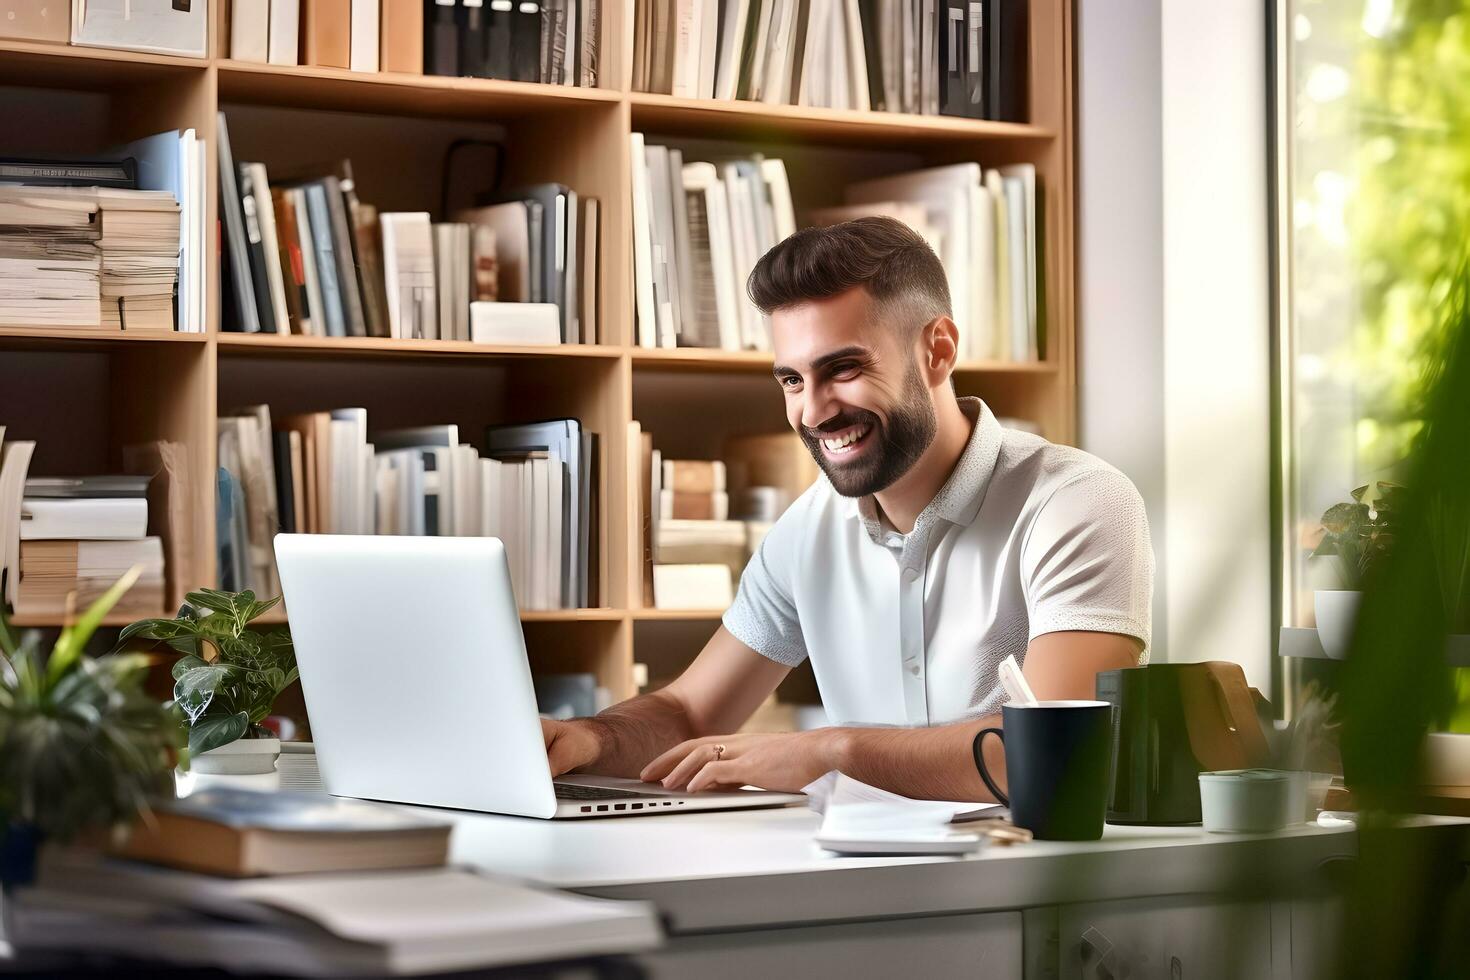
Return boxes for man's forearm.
[578,690,698,778]
[830,715,1006,802]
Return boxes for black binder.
[236,163,279,335]
[426,0,460,76]
[486,0,514,78]
[511,0,542,82]
[459,0,490,76]
[939,0,984,118]
[985,0,1026,122]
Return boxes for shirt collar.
[850,397,1003,540]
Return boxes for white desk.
[198,773,1470,979]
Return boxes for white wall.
[1078,0,1274,691]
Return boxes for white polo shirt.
[723,398,1153,727]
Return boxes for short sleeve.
[722,499,809,667]
[1020,467,1154,654]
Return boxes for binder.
[426,0,460,76]
[486,0,514,78]
[985,0,1025,122]
[938,0,982,118]
[459,0,490,76]
[511,1,542,82]
[236,164,281,333]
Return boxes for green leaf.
[170,653,210,681]
[189,711,250,757]
[284,666,300,688]
[50,566,143,686]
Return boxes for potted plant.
[0,568,183,888]
[117,588,296,775]
[1311,482,1403,658]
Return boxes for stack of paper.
[97,188,181,331]
[0,187,102,327]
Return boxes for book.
[304,0,353,68]
[461,0,491,76]
[580,196,599,343]
[21,851,660,976]
[70,0,206,57]
[231,0,270,62]
[0,438,36,609]
[662,459,726,494]
[217,114,261,333]
[112,787,451,877]
[659,489,729,521]
[269,0,302,65]
[381,0,425,73]
[653,563,734,609]
[380,212,437,340]
[512,0,543,81]
[432,222,472,341]
[986,0,1026,122]
[457,201,532,302]
[16,537,165,618]
[0,1,69,43]
[19,497,148,540]
[23,475,151,499]
[242,163,291,334]
[350,0,381,71]
[469,301,561,345]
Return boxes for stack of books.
[218,116,599,346]
[0,131,205,333]
[96,188,182,331]
[631,137,795,351]
[218,410,599,610]
[15,474,165,619]
[632,0,1025,120]
[227,0,602,87]
[6,786,659,974]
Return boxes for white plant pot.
[192,737,280,775]
[1314,590,1363,660]
[1423,732,1470,787]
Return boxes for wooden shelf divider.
[0,1,1075,703]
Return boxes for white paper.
[804,772,999,834]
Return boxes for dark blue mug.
[972,700,1115,841]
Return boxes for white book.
[653,564,734,609]
[968,184,997,360]
[998,163,1038,359]
[671,0,701,98]
[231,0,269,61]
[183,130,201,331]
[629,133,658,348]
[433,223,457,341]
[329,408,368,533]
[843,0,870,110]
[19,498,147,541]
[714,0,753,100]
[546,456,564,607]
[269,0,300,64]
[245,163,291,335]
[500,462,523,603]
[985,168,1012,361]
[374,462,398,534]
[720,163,761,350]
[762,0,800,104]
[829,0,849,109]
[350,0,381,71]
[381,212,437,341]
[759,158,796,243]
[480,458,502,540]
[1001,174,1031,361]
[519,462,537,606]
[745,0,780,100]
[1,440,34,608]
[795,0,828,106]
[470,302,562,345]
[453,445,481,537]
[696,0,719,98]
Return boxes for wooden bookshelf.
[0,1,1076,702]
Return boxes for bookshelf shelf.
[215,334,623,363]
[217,61,622,120]
[628,91,1055,148]
[0,39,206,89]
[0,328,208,352]
[1,0,1075,704]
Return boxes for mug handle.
[972,727,1008,806]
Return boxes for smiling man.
[542,216,1154,801]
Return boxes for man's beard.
[799,363,938,498]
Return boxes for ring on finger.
[713,743,726,761]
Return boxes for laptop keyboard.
[553,782,654,801]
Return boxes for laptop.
[273,534,806,819]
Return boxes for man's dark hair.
[746,216,952,328]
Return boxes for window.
[1278,0,1470,723]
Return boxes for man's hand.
[640,730,846,793]
[542,718,603,777]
